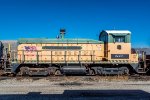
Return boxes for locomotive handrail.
[15,50,103,63]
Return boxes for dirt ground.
[0,76,150,100]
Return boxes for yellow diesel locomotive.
[1,29,149,76]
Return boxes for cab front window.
[114,36,125,42]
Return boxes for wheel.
[89,69,95,76]
[47,67,54,75]
[47,67,57,75]
[124,68,129,75]
[19,67,29,76]
[120,67,129,75]
[54,69,62,76]
[97,67,103,75]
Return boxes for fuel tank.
[61,65,87,75]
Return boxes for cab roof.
[104,30,131,34]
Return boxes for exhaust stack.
[60,29,66,39]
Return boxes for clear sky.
[0,0,150,47]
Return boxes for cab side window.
[114,36,125,43]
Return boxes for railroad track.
[0,75,150,82]
[0,75,128,81]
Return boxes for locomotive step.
[6,68,12,70]
[137,68,146,74]
[4,71,12,74]
[138,68,144,71]
[137,71,146,74]
[138,68,144,69]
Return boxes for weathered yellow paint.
[106,43,138,62]
[130,54,138,62]
[17,43,104,63]
[107,43,131,60]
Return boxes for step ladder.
[137,68,146,74]
[4,63,12,74]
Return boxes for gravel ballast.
[0,77,150,100]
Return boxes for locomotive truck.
[0,29,149,76]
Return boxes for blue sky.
[0,0,150,47]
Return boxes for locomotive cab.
[99,30,138,62]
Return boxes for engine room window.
[114,36,125,42]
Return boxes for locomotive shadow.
[0,90,150,100]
